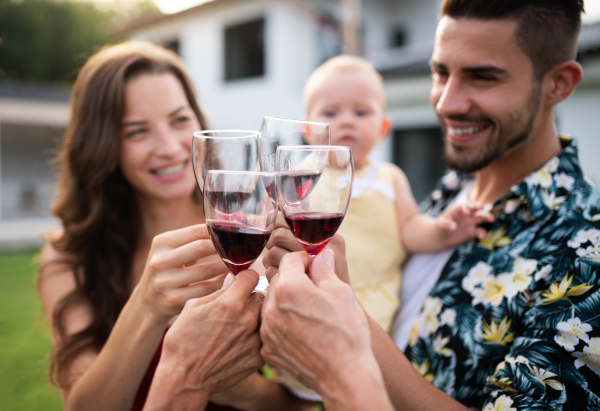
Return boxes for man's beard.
[441,84,541,174]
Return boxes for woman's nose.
[154,127,181,156]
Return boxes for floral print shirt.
[404,137,600,410]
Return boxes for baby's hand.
[437,204,494,247]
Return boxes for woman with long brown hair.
[37,41,267,411]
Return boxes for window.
[163,39,180,55]
[224,18,265,81]
[393,127,446,203]
[391,27,407,48]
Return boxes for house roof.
[377,21,600,78]
[115,0,242,37]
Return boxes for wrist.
[129,285,172,328]
[319,355,391,411]
[145,360,211,411]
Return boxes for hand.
[136,224,229,323]
[260,250,389,410]
[144,270,265,410]
[437,204,494,247]
[263,214,349,284]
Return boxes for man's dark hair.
[441,0,585,79]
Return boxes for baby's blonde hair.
[304,55,386,114]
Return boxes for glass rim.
[193,130,258,139]
[262,116,330,128]
[205,170,274,176]
[275,145,352,151]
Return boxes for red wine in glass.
[276,171,321,203]
[284,212,344,256]
[205,191,253,214]
[207,221,272,274]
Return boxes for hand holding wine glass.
[204,170,277,275]
[275,146,353,257]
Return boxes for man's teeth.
[154,162,186,176]
[450,126,486,136]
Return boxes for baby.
[277,55,493,401]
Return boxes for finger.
[473,212,495,224]
[222,269,260,302]
[265,265,278,283]
[476,228,488,240]
[309,249,339,288]
[438,216,457,232]
[279,252,311,282]
[327,234,350,284]
[165,238,219,268]
[265,227,303,253]
[154,224,211,249]
[274,211,290,230]
[175,273,227,302]
[169,259,229,288]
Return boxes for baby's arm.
[390,165,493,253]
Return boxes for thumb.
[438,215,457,232]
[309,249,336,287]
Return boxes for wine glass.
[192,130,259,194]
[258,117,330,173]
[275,146,353,256]
[204,170,277,275]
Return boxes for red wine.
[205,190,253,214]
[284,212,344,256]
[277,171,321,203]
[207,222,271,275]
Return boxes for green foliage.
[0,249,62,410]
[0,0,160,84]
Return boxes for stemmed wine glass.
[275,146,353,256]
[204,170,277,275]
[258,117,330,173]
[192,130,259,194]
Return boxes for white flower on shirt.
[462,262,492,293]
[440,309,457,327]
[554,173,575,190]
[568,228,600,248]
[502,258,536,300]
[442,171,460,190]
[573,337,600,377]
[557,317,592,343]
[542,190,567,210]
[433,333,453,357]
[555,331,579,352]
[483,394,517,411]
[525,157,559,188]
[417,297,443,337]
[535,264,553,282]
[472,275,509,307]
[575,242,600,262]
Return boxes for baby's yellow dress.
[278,161,407,401]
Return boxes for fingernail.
[223,273,235,289]
[321,249,335,268]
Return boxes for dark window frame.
[224,17,265,82]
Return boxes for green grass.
[0,249,63,410]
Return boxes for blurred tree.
[0,0,159,83]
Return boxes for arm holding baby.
[389,164,494,252]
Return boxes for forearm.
[368,317,469,411]
[245,379,318,411]
[66,288,169,411]
[401,214,447,253]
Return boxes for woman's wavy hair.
[46,41,207,387]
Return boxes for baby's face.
[307,70,389,169]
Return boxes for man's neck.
[469,117,563,205]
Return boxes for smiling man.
[260,0,600,410]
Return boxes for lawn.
[0,249,63,410]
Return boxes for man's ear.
[380,116,393,142]
[545,60,583,105]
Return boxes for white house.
[123,0,600,202]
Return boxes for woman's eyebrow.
[168,105,188,117]
[122,120,148,127]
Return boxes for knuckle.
[148,256,165,272]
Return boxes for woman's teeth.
[153,162,186,176]
[450,126,486,136]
